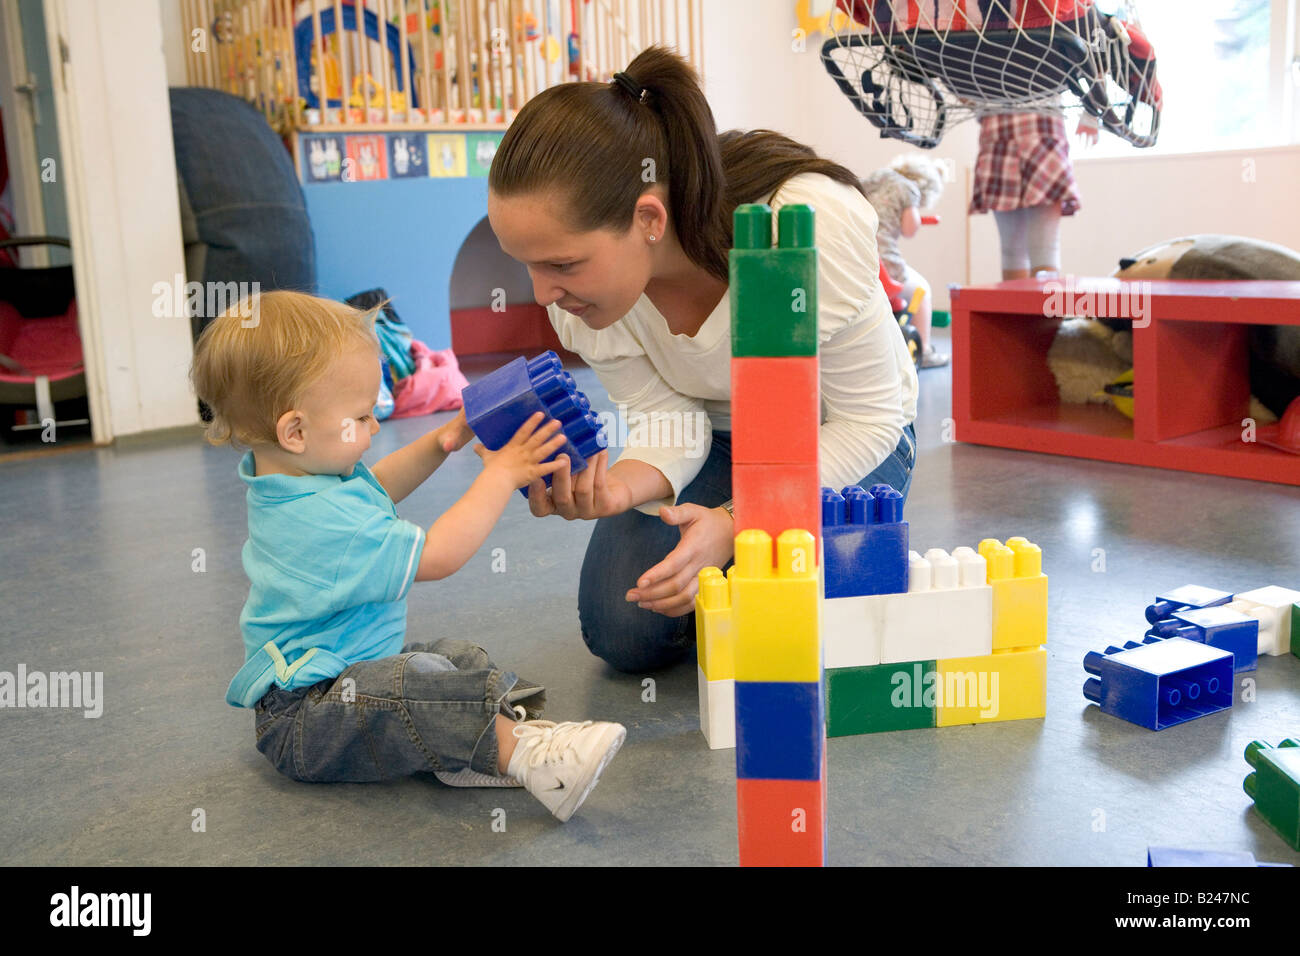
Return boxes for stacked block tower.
[822,531,1048,735]
[700,528,1049,747]
[705,202,826,866]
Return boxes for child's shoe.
[920,344,950,368]
[506,720,626,822]
[434,769,522,788]
[432,707,531,788]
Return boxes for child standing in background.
[190,290,626,822]
[862,155,948,368]
[970,109,1088,280]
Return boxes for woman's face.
[488,189,660,331]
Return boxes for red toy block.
[737,767,827,866]
[731,356,820,465]
[732,463,820,547]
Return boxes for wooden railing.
[180,0,703,132]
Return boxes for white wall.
[47,0,196,439]
[701,0,1300,309]
[159,0,188,86]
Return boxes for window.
[1081,0,1296,156]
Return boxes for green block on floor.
[826,661,936,736]
[730,203,818,357]
[1244,739,1300,850]
[932,309,950,328]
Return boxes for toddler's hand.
[475,412,568,488]
[435,410,475,453]
[1075,114,1100,148]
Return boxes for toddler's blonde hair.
[190,290,381,449]
[890,154,946,210]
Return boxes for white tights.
[993,204,1062,274]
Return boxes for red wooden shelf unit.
[952,278,1300,486]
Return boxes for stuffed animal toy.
[1046,235,1300,423]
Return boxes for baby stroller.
[823,0,1161,149]
[0,236,89,441]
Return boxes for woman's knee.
[579,600,693,673]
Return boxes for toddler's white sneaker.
[433,769,522,788]
[506,720,626,822]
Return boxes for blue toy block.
[821,484,908,598]
[1082,637,1233,730]
[1145,585,1233,624]
[461,351,607,494]
[1145,606,1259,673]
[1147,847,1284,867]
[735,681,824,781]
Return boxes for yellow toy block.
[935,646,1046,726]
[979,537,1048,651]
[695,567,734,681]
[733,529,822,683]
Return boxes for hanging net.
[822,0,1162,149]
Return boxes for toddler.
[969,108,1087,280]
[190,290,625,822]
[861,155,947,368]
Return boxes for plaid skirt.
[969,112,1081,216]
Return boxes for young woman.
[487,46,919,674]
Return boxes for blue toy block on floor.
[461,351,608,494]
[1083,637,1233,730]
[1147,847,1289,867]
[734,681,824,782]
[1145,585,1233,624]
[1145,606,1259,672]
[822,485,908,598]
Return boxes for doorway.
[0,0,92,456]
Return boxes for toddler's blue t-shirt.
[226,450,427,708]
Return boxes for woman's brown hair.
[489,45,866,283]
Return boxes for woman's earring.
[649,235,656,242]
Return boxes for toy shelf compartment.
[952,279,1300,486]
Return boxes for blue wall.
[304,177,491,349]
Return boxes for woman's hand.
[434,410,475,453]
[526,449,633,519]
[625,504,735,617]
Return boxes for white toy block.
[909,551,931,592]
[824,594,883,669]
[952,546,987,587]
[875,585,994,664]
[1228,586,1300,656]
[697,666,735,750]
[924,548,959,589]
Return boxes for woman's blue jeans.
[577,424,917,673]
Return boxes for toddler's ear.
[276,408,307,453]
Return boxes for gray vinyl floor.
[3,327,1299,867]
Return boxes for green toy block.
[826,661,936,736]
[931,310,951,328]
[730,203,819,357]
[1244,738,1300,850]
[1291,602,1299,660]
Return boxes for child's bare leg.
[496,715,518,773]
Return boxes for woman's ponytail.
[491,46,730,282]
[491,46,864,282]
